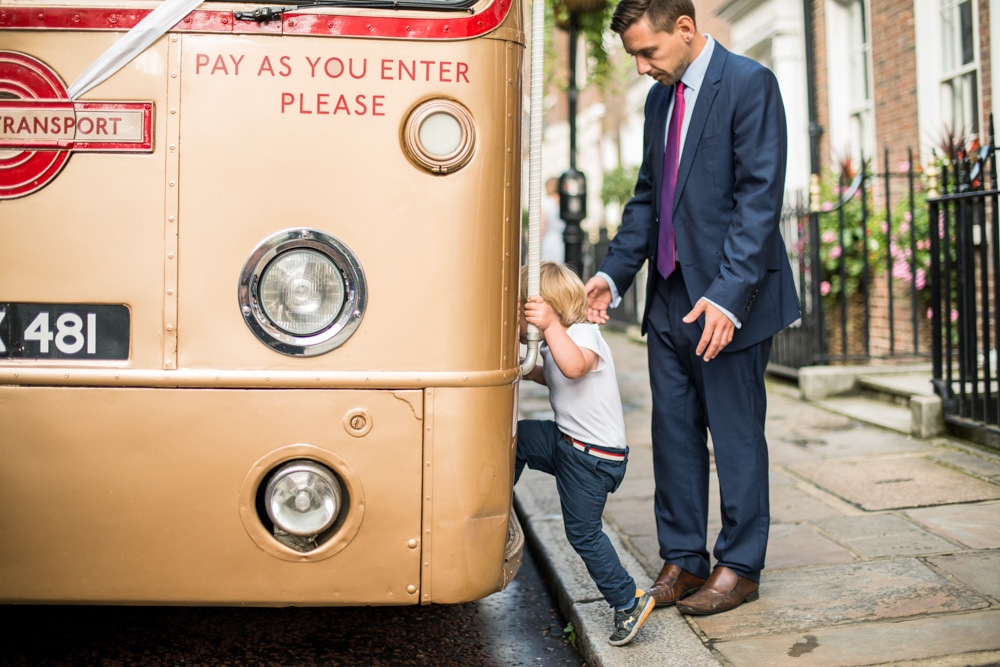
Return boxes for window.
[846,0,872,162]
[940,0,980,138]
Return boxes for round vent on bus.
[401,98,476,174]
[238,229,366,356]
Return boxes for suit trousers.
[645,269,772,583]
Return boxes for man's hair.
[519,262,589,327]
[610,0,696,36]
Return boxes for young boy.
[517,261,654,646]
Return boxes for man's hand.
[584,275,612,324]
[683,298,734,361]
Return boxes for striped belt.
[561,434,626,462]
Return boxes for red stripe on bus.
[0,2,511,39]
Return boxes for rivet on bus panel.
[168,215,175,222]
[170,108,176,114]
[166,324,173,331]
[407,585,417,594]
[167,289,174,295]
[168,253,174,259]
[171,72,177,78]
[407,539,418,549]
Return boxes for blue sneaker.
[609,589,655,646]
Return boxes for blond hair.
[519,262,589,327]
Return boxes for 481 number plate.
[0,303,130,360]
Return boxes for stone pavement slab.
[712,610,1000,667]
[904,502,1000,549]
[691,559,989,640]
[765,523,856,570]
[814,513,963,558]
[926,551,1000,600]
[789,457,1000,510]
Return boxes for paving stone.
[926,551,1000,599]
[905,502,1000,549]
[815,513,962,558]
[688,559,989,640]
[766,523,856,570]
[713,610,1000,667]
[930,448,1000,480]
[789,457,1000,510]
[770,483,848,523]
[786,427,934,458]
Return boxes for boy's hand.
[523,295,560,332]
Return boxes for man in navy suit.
[584,0,801,615]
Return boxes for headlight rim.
[238,228,367,357]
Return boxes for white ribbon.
[68,0,204,99]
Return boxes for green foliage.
[814,165,932,312]
[601,164,639,206]
[563,621,577,647]
[544,0,615,90]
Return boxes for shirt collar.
[680,34,714,93]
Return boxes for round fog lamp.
[260,249,345,336]
[265,460,342,537]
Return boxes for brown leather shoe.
[647,563,706,605]
[676,566,759,615]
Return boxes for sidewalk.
[514,328,1000,667]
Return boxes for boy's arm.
[523,362,546,385]
[542,327,598,379]
[523,297,598,380]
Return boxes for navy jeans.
[516,419,635,609]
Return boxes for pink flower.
[830,246,842,259]
[822,231,836,243]
[821,281,831,296]
[822,201,834,212]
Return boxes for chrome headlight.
[265,460,342,538]
[239,229,366,356]
[401,98,475,174]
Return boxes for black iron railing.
[928,122,1000,444]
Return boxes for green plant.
[600,164,639,207]
[814,161,935,316]
[814,164,871,309]
[544,0,615,90]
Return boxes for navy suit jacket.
[600,42,801,350]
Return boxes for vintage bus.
[0,0,542,605]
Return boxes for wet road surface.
[1,543,586,666]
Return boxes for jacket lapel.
[674,43,727,205]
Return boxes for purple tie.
[657,81,685,280]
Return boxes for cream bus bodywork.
[0,0,525,605]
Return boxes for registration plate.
[0,303,130,360]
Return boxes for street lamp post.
[553,0,606,275]
[559,10,586,276]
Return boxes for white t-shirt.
[541,322,627,450]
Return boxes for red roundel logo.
[0,50,153,200]
[0,51,73,199]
